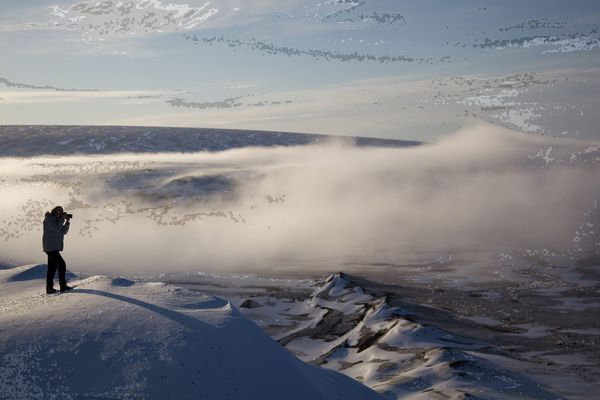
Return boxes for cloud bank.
[0,124,598,275]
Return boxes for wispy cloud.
[0,0,306,38]
[2,67,598,141]
[0,0,220,37]
[0,76,98,92]
[0,1,432,66]
[0,89,173,104]
[182,34,446,64]
[476,34,600,54]
[473,17,600,55]
[104,68,599,139]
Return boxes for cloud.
[498,17,565,32]
[0,0,300,37]
[0,124,598,275]
[227,82,257,90]
[337,11,406,25]
[3,68,598,141]
[474,28,600,54]
[165,95,293,110]
[0,0,219,37]
[0,0,416,64]
[0,89,172,104]
[183,34,439,64]
[166,96,243,109]
[0,76,99,92]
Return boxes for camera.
[64,213,74,219]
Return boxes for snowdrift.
[0,265,383,400]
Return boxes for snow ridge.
[253,273,562,399]
[0,266,383,400]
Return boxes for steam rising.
[0,124,598,274]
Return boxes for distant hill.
[0,125,421,157]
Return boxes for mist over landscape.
[0,124,597,275]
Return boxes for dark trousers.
[46,251,67,289]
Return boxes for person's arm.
[62,218,70,235]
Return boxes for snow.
[234,273,560,399]
[1,261,596,399]
[0,265,383,400]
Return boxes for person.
[42,206,73,294]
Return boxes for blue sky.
[1,0,599,141]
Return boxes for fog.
[0,124,598,274]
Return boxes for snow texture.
[0,265,383,400]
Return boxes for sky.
[1,0,599,141]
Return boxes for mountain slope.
[0,265,384,400]
[223,273,567,399]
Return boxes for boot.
[60,285,73,292]
[46,287,57,294]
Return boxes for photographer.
[42,206,73,294]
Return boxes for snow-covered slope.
[221,273,567,400]
[0,265,384,400]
